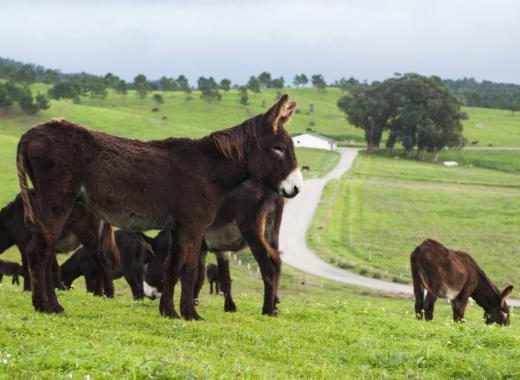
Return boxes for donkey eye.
[272,147,284,158]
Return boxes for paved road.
[280,148,520,307]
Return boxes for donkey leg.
[159,230,181,319]
[413,278,425,320]
[270,251,282,311]
[424,292,437,321]
[50,255,65,290]
[451,295,469,322]
[216,251,236,312]
[21,252,31,291]
[179,232,205,321]
[26,233,58,313]
[12,274,19,286]
[0,273,3,283]
[43,253,64,313]
[194,251,206,306]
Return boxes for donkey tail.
[16,137,37,226]
[101,224,120,267]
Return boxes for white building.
[292,133,337,151]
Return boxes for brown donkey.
[411,239,513,325]
[143,178,285,315]
[0,191,118,294]
[17,95,301,319]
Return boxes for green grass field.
[1,86,520,378]
[310,152,520,286]
[1,264,519,379]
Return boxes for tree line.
[337,73,467,162]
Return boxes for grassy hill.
[1,263,519,379]
[310,152,520,285]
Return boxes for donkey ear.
[500,285,513,305]
[265,94,297,133]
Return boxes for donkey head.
[248,94,302,198]
[484,285,513,325]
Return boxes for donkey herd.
[0,94,514,325]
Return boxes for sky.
[2,0,520,84]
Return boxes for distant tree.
[133,74,149,99]
[0,83,13,109]
[311,74,327,91]
[509,97,520,116]
[219,78,231,91]
[247,76,261,94]
[115,79,128,97]
[198,76,221,101]
[293,74,308,87]
[48,81,81,103]
[239,86,249,105]
[335,77,359,92]
[16,64,37,85]
[43,69,61,84]
[176,75,191,95]
[88,77,108,99]
[104,73,121,88]
[159,76,177,91]
[271,77,285,89]
[152,93,164,105]
[258,72,272,88]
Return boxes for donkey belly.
[205,222,246,252]
[55,233,81,253]
[439,284,461,301]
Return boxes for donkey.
[61,230,152,300]
[0,259,25,286]
[206,263,219,294]
[411,239,513,325]
[17,94,301,319]
[144,178,285,315]
[0,191,118,294]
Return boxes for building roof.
[292,132,336,143]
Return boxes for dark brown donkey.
[411,239,513,325]
[206,263,219,294]
[144,178,285,315]
[17,95,301,319]
[61,230,153,299]
[0,259,25,285]
[0,192,117,294]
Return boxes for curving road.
[280,148,520,307]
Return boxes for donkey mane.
[205,116,260,161]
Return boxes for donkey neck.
[471,268,500,310]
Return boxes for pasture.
[1,87,520,378]
[310,152,520,285]
[1,265,520,379]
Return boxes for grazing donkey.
[61,230,151,299]
[17,94,301,319]
[0,192,117,294]
[144,178,285,315]
[411,239,513,325]
[0,259,25,285]
[206,263,219,294]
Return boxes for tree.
[271,77,285,89]
[247,76,260,94]
[115,79,128,97]
[176,75,191,95]
[159,76,177,91]
[48,81,81,103]
[16,64,37,85]
[311,74,327,91]
[133,74,149,99]
[258,72,272,88]
[104,72,121,88]
[198,76,221,102]
[220,78,231,91]
[239,86,249,105]
[337,73,466,157]
[293,74,308,87]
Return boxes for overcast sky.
[2,0,519,84]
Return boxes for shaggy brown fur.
[61,230,152,299]
[144,178,285,315]
[17,95,300,319]
[0,192,118,294]
[411,239,513,325]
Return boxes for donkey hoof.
[182,310,204,321]
[160,309,181,319]
[224,301,237,313]
[262,308,278,317]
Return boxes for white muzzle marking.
[143,281,161,299]
[279,168,303,198]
